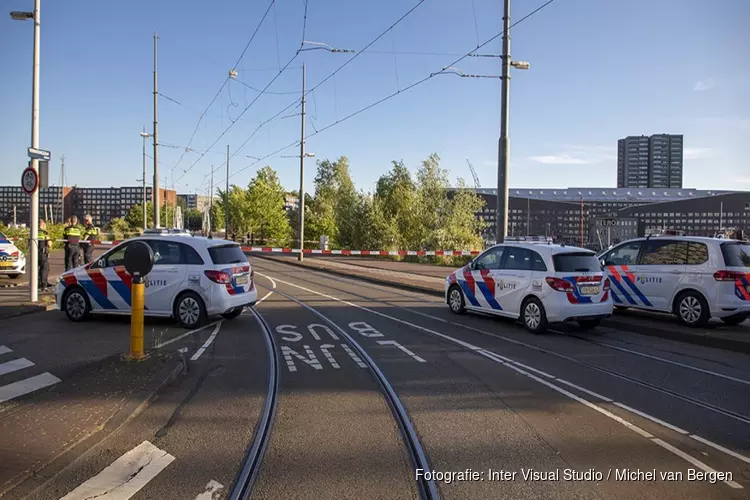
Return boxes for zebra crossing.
[0,345,61,404]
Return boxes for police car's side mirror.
[97,258,105,268]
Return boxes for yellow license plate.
[235,275,248,285]
[0,262,15,267]
[580,286,600,295]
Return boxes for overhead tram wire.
[170,0,278,174]
[174,0,315,185]
[184,0,428,185]
[229,0,560,180]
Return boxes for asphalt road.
[5,257,750,499]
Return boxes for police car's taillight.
[713,270,744,281]
[603,278,611,291]
[10,250,18,257]
[545,277,574,292]
[205,270,232,284]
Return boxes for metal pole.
[526,197,530,235]
[580,198,584,247]
[298,63,306,262]
[60,154,64,225]
[495,0,511,244]
[153,32,160,228]
[28,0,41,302]
[719,201,723,230]
[225,145,229,238]
[142,128,147,229]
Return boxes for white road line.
[60,440,175,500]
[194,479,224,500]
[190,323,222,361]
[0,372,60,404]
[689,434,750,465]
[0,358,34,376]
[0,345,12,356]
[259,273,750,476]
[614,402,688,434]
[377,340,427,362]
[651,438,743,489]
[154,321,222,350]
[555,334,750,386]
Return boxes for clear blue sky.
[2,0,748,196]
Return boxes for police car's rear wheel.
[522,297,548,334]
[577,319,601,330]
[175,292,206,329]
[63,287,90,322]
[675,291,709,327]
[448,285,465,314]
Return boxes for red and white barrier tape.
[240,247,481,256]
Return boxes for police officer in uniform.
[82,214,98,265]
[63,215,82,270]
[38,218,52,290]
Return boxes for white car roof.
[130,235,240,250]
[487,242,595,256]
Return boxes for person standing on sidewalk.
[38,218,52,290]
[82,214,98,265]
[63,215,82,271]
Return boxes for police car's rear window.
[208,244,247,264]
[553,252,601,272]
[721,243,750,268]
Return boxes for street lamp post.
[140,129,151,229]
[10,2,40,302]
[496,0,530,243]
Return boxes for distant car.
[445,238,613,333]
[0,231,26,279]
[598,235,750,327]
[55,235,257,328]
[141,228,192,237]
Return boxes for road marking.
[319,344,340,368]
[377,340,426,362]
[60,440,175,500]
[0,372,61,403]
[0,358,34,376]
[279,345,323,372]
[348,321,384,337]
[614,402,688,434]
[651,438,742,489]
[195,480,223,500]
[0,345,12,356]
[154,321,222,349]
[341,343,367,368]
[556,334,750,386]
[308,323,339,340]
[689,434,750,465]
[190,323,222,361]
[259,273,750,476]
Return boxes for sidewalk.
[252,253,750,354]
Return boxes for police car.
[0,231,26,279]
[598,234,750,327]
[446,237,613,333]
[55,235,257,328]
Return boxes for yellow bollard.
[130,279,145,360]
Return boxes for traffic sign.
[27,147,50,161]
[600,218,617,227]
[21,167,38,195]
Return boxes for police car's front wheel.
[521,297,548,334]
[675,291,709,328]
[448,286,466,314]
[175,292,207,329]
[63,287,91,322]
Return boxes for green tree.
[123,202,176,230]
[415,153,450,249]
[104,217,129,238]
[184,209,203,231]
[215,186,250,237]
[441,178,487,250]
[374,160,419,248]
[355,193,399,249]
[246,166,292,245]
[209,203,224,231]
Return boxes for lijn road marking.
[195,480,224,500]
[0,358,34,376]
[0,372,61,404]
[190,323,222,361]
[0,346,12,356]
[259,273,750,482]
[60,440,175,500]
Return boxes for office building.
[617,134,683,189]
[0,185,176,227]
[458,187,748,250]
[178,193,214,212]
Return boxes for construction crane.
[466,159,481,189]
